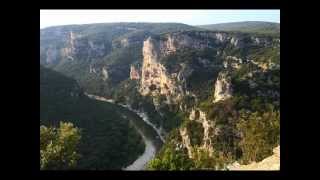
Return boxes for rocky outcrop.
[140,37,179,100]
[251,36,276,47]
[140,32,224,101]
[227,146,280,170]
[215,33,228,43]
[102,67,109,81]
[130,65,140,80]
[158,33,217,56]
[195,110,215,155]
[60,31,77,61]
[213,72,232,103]
[139,31,269,115]
[180,108,217,158]
[42,31,108,65]
[251,59,280,71]
[89,64,109,81]
[139,31,273,101]
[223,56,243,69]
[230,37,240,47]
[180,128,193,158]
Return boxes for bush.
[236,110,280,164]
[147,144,193,170]
[184,121,204,146]
[40,122,81,170]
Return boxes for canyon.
[40,22,280,170]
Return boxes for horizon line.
[40,20,280,30]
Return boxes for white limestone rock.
[102,67,109,81]
[213,72,232,103]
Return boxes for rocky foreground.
[227,146,280,170]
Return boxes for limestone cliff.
[61,31,76,61]
[140,37,180,102]
[158,32,228,55]
[42,31,108,65]
[138,31,273,103]
[139,32,226,102]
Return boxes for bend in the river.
[85,92,163,170]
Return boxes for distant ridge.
[197,21,280,34]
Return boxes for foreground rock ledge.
[227,146,280,170]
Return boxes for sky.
[40,10,280,29]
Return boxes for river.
[84,93,164,170]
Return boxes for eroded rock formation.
[213,72,232,103]
[180,108,218,158]
[140,37,178,100]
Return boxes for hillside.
[198,21,280,35]
[40,65,145,169]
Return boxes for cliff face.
[136,31,279,170]
[157,31,240,55]
[140,37,180,102]
[61,31,76,61]
[139,32,225,103]
[41,25,278,103]
[41,31,109,66]
[138,31,277,105]
[137,30,279,124]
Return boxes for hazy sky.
[40,10,280,29]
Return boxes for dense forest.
[40,65,145,169]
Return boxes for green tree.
[192,148,216,170]
[147,147,193,170]
[236,110,280,164]
[40,121,81,170]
